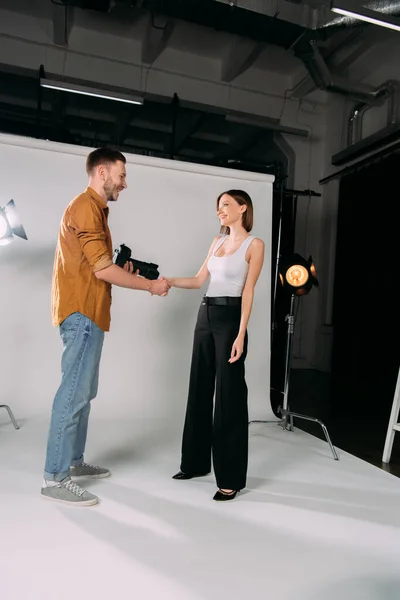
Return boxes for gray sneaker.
[70,462,111,479]
[41,478,98,506]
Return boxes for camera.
[113,243,160,280]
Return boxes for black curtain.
[332,153,400,425]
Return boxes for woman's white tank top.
[205,234,255,297]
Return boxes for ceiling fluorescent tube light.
[40,79,143,105]
[331,5,400,32]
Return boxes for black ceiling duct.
[59,0,307,47]
[56,0,114,11]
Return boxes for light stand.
[250,253,339,461]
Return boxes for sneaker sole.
[70,472,111,479]
[41,493,99,507]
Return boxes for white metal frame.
[0,405,19,429]
[382,366,400,463]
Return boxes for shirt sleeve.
[68,202,113,273]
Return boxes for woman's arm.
[167,236,220,290]
[229,238,265,363]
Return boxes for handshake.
[113,243,171,297]
[148,276,170,297]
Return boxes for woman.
[167,189,265,501]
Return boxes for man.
[41,147,169,507]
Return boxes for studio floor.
[1,415,400,600]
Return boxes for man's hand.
[124,261,140,277]
[123,261,137,275]
[123,260,133,273]
[149,276,170,297]
[123,261,169,296]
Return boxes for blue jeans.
[44,312,105,482]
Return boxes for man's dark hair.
[86,147,126,175]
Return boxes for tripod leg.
[382,366,400,463]
[0,405,20,430]
[287,411,339,460]
[278,407,294,432]
[248,419,281,425]
[289,413,294,432]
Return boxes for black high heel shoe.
[172,470,209,480]
[213,489,240,501]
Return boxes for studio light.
[0,200,28,246]
[40,78,144,106]
[279,253,319,297]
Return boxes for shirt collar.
[86,186,109,214]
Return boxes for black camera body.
[113,244,160,280]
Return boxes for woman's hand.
[229,335,245,363]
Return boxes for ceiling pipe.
[292,34,400,165]
[347,79,400,146]
[294,39,382,102]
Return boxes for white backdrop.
[0,133,275,425]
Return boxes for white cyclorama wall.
[0,134,275,425]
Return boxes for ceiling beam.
[291,76,317,100]
[51,90,66,139]
[341,32,400,82]
[221,38,264,83]
[215,124,267,160]
[142,11,175,65]
[113,105,138,145]
[170,111,205,154]
[52,4,74,47]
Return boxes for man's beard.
[103,177,118,202]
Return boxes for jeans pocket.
[60,312,82,344]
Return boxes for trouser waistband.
[202,296,242,306]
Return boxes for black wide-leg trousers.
[180,298,249,490]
